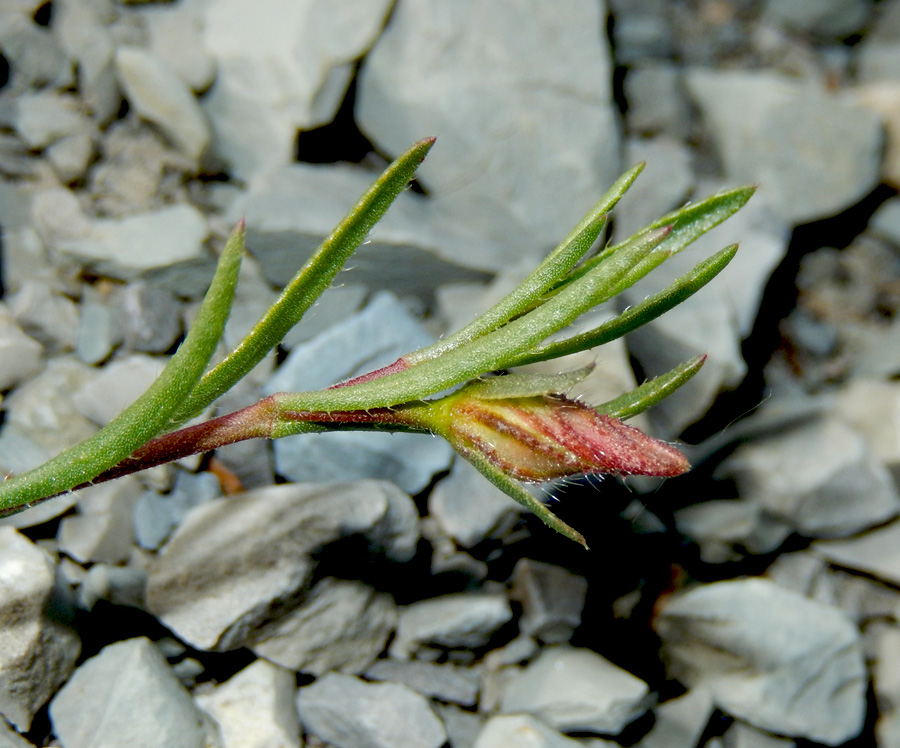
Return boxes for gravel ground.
[2,1,900,747]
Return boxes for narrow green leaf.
[595,355,706,420]
[170,137,437,426]
[274,220,668,414]
[508,245,738,367]
[465,367,594,399]
[0,223,246,513]
[559,185,754,289]
[407,163,645,363]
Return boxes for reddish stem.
[68,396,282,492]
[329,357,409,388]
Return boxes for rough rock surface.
[0,528,80,731]
[147,480,412,650]
[248,577,397,675]
[656,578,866,745]
[296,673,447,748]
[49,637,210,748]
[500,645,650,735]
[195,659,301,748]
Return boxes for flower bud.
[441,389,689,483]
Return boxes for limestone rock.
[50,637,210,748]
[500,645,649,735]
[249,577,396,675]
[719,416,900,539]
[0,528,80,731]
[685,69,882,225]
[195,659,300,748]
[296,673,446,748]
[147,480,410,650]
[655,578,866,745]
[200,0,393,178]
[357,0,622,272]
[115,47,210,160]
[390,591,513,660]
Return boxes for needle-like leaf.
[0,223,247,512]
[169,137,437,426]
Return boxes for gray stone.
[0,303,42,391]
[655,578,866,745]
[853,82,900,187]
[133,470,221,550]
[857,0,900,81]
[75,289,120,363]
[57,477,141,564]
[195,659,301,748]
[761,0,869,38]
[390,591,513,660]
[115,47,210,160]
[423,520,489,580]
[0,719,37,748]
[357,0,621,272]
[14,91,92,153]
[50,637,210,748]
[84,120,195,218]
[71,353,163,426]
[200,0,393,179]
[0,357,98,525]
[510,559,588,644]
[52,0,119,123]
[46,131,94,183]
[613,138,694,242]
[296,672,446,748]
[114,281,182,353]
[834,378,900,482]
[879,707,900,748]
[273,429,452,498]
[232,163,487,295]
[638,689,715,748]
[871,624,900,713]
[8,280,80,354]
[146,480,408,650]
[436,703,484,748]
[280,285,368,349]
[719,416,900,539]
[623,63,691,139]
[0,12,72,90]
[0,528,80,731]
[870,197,900,247]
[685,69,882,225]
[428,457,524,548]
[675,499,790,560]
[365,659,480,706]
[364,479,421,563]
[608,2,674,65]
[78,563,147,611]
[474,714,585,748]
[137,3,216,93]
[56,204,209,281]
[0,195,56,297]
[723,721,798,748]
[814,520,900,587]
[500,645,649,735]
[249,577,396,675]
